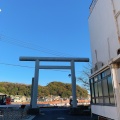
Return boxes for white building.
[89,0,120,120]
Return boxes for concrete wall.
[91,105,118,120]
[89,0,120,67]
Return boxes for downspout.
[111,0,120,42]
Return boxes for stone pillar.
[71,60,77,108]
[31,59,39,108]
[30,77,34,107]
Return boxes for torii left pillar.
[31,59,39,108]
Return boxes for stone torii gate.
[19,57,89,109]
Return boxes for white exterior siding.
[91,105,118,120]
[114,0,120,38]
[89,0,120,119]
[114,0,120,12]
[89,0,120,66]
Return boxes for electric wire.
[0,34,74,57]
[0,34,82,74]
[0,62,73,73]
[0,62,34,68]
[0,62,82,74]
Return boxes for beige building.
[89,0,120,120]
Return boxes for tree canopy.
[0,81,88,98]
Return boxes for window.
[90,79,95,98]
[90,79,95,103]
[110,97,115,104]
[104,97,109,104]
[106,69,111,76]
[108,76,115,104]
[101,72,105,78]
[92,98,95,103]
[94,76,98,82]
[96,98,99,103]
[108,76,114,96]
[90,69,115,106]
[102,79,108,96]
[98,81,103,97]
[94,83,98,97]
[98,74,101,80]
[99,98,103,103]
[91,83,94,97]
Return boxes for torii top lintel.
[19,57,89,62]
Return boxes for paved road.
[33,107,93,120]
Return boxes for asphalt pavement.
[33,107,94,120]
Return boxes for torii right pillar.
[71,60,77,108]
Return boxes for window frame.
[90,69,115,106]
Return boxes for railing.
[89,0,98,14]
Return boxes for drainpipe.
[111,0,120,42]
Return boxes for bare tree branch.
[77,62,91,90]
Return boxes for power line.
[0,34,74,57]
[0,62,34,68]
[0,62,82,75]
[0,62,72,73]
[0,34,82,74]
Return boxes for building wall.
[89,0,120,67]
[114,0,120,38]
[91,105,118,120]
[89,0,120,119]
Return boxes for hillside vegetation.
[0,82,88,98]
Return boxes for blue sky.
[0,0,92,86]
